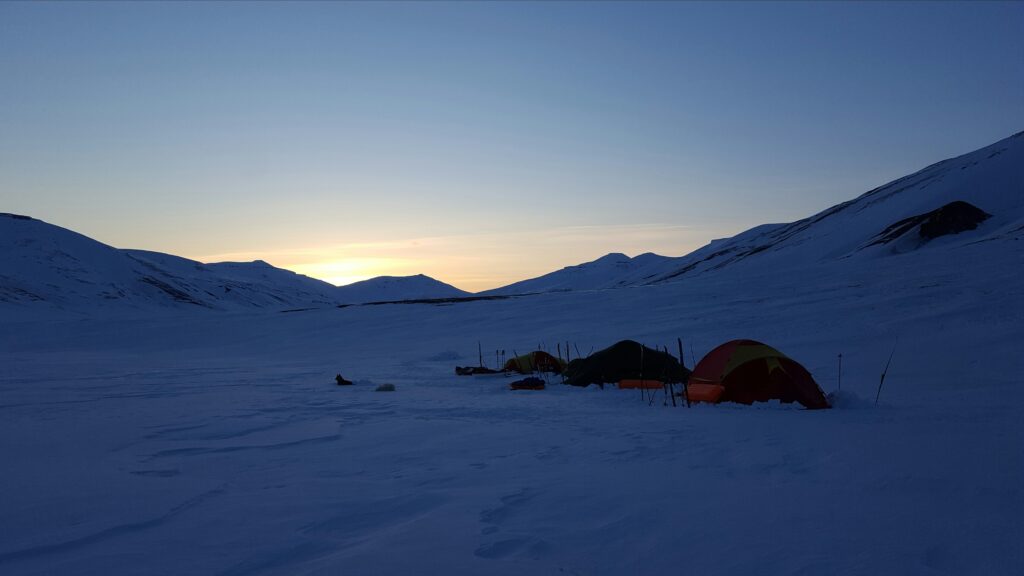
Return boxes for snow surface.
[2,235,1022,575]
[1,132,1023,574]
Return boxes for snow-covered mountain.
[0,213,344,313]
[0,214,476,314]
[480,252,674,296]
[336,274,470,305]
[4,130,1021,313]
[489,130,1024,295]
[646,130,1024,285]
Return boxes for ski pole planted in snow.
[875,343,897,406]
[664,346,674,407]
[557,343,565,384]
[838,353,843,391]
[678,338,690,408]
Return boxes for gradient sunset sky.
[3,1,1023,291]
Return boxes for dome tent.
[503,350,567,374]
[689,340,829,409]
[564,340,690,387]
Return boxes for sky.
[2,1,1022,292]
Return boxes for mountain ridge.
[486,129,1023,295]
[0,215,466,313]
[3,129,1021,313]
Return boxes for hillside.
[480,252,673,296]
[0,214,343,314]
[487,130,1024,295]
[0,216,474,315]
[336,274,470,304]
[3,130,1021,313]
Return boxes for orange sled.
[685,383,725,404]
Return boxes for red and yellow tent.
[688,340,829,409]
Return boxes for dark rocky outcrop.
[866,200,991,248]
[919,201,992,240]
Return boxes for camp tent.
[564,340,690,387]
[504,351,567,374]
[689,339,829,409]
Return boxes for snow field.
[2,232,1022,575]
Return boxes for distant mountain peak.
[335,273,469,304]
[594,252,630,262]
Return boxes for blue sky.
[2,1,1022,290]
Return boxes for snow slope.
[480,252,673,296]
[0,216,468,315]
[0,214,343,314]
[335,274,470,305]
[487,130,1024,295]
[647,130,1024,285]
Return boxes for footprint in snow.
[130,469,180,478]
[474,537,551,559]
[479,488,535,525]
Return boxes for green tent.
[504,351,567,374]
[565,340,690,387]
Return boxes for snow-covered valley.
[1,132,1023,574]
[2,226,1022,574]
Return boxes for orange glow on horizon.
[190,223,713,293]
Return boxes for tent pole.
[650,346,669,407]
[639,342,645,403]
[679,338,691,408]
[837,353,843,391]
